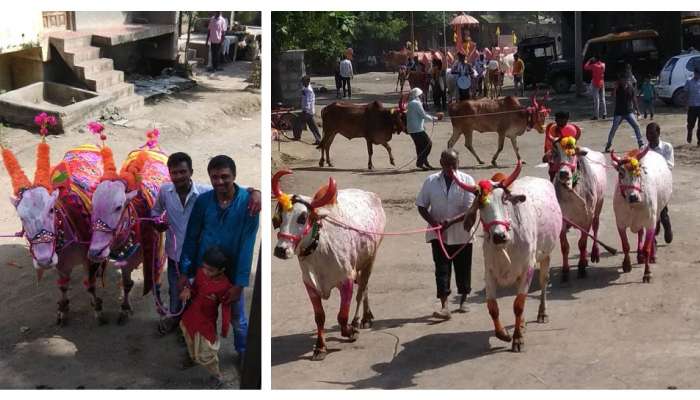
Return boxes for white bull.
[453,162,562,352]
[611,148,672,283]
[548,135,608,281]
[272,170,386,361]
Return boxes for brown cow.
[447,95,550,166]
[407,71,431,105]
[318,101,405,170]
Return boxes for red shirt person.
[584,56,607,119]
[180,246,233,387]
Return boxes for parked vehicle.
[517,36,557,89]
[656,52,700,107]
[546,30,662,94]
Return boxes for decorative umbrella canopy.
[450,13,479,27]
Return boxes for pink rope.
[0,231,23,238]
[324,216,476,260]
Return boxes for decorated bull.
[447,95,550,166]
[272,170,386,361]
[88,127,169,323]
[611,148,672,283]
[452,162,562,352]
[318,100,406,170]
[1,119,108,325]
[547,135,608,281]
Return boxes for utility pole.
[411,11,415,51]
[575,11,583,97]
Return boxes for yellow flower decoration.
[278,193,293,211]
[560,136,577,156]
[625,158,642,177]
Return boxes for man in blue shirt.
[684,65,700,145]
[180,155,260,362]
[152,152,260,335]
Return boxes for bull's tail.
[318,108,328,149]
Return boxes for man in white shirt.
[292,76,322,145]
[339,54,354,98]
[206,12,228,72]
[416,149,476,319]
[646,122,673,243]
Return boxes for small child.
[180,246,234,388]
[640,76,656,120]
[646,122,673,243]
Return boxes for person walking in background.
[339,54,353,98]
[684,65,700,145]
[639,75,656,120]
[584,55,607,120]
[416,149,476,319]
[512,53,525,96]
[431,58,446,110]
[451,52,474,101]
[292,76,322,145]
[624,63,637,93]
[206,12,228,72]
[604,73,644,152]
[474,53,486,97]
[645,122,673,244]
[333,58,342,99]
[407,87,443,170]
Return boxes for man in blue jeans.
[152,153,260,339]
[605,73,644,152]
[180,155,260,365]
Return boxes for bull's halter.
[91,201,138,256]
[481,209,512,235]
[17,189,76,265]
[277,197,321,256]
[617,160,643,200]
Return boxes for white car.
[657,52,700,106]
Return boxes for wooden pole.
[575,11,583,97]
[411,11,415,51]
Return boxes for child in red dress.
[179,246,233,388]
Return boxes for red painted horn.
[635,146,650,161]
[501,160,522,189]
[610,150,622,165]
[272,169,292,198]
[449,169,479,193]
[310,177,337,209]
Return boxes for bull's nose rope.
[323,215,477,260]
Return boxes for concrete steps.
[49,33,143,114]
[85,70,124,92]
[73,58,114,79]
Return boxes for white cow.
[272,170,386,361]
[611,148,672,283]
[547,134,608,281]
[453,162,562,352]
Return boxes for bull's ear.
[272,205,282,229]
[464,209,478,232]
[125,190,138,202]
[576,147,588,157]
[9,195,19,208]
[509,194,527,204]
[314,207,331,219]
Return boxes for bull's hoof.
[511,337,524,353]
[341,326,359,342]
[622,256,632,273]
[643,273,652,283]
[311,348,327,361]
[577,262,588,278]
[591,247,601,263]
[491,160,499,167]
[390,159,396,166]
[561,269,570,283]
[367,165,373,170]
[520,160,527,165]
[477,160,485,165]
[361,319,373,329]
[351,317,359,329]
[495,329,512,342]
[95,312,108,326]
[537,313,549,324]
[327,161,334,167]
[637,253,646,264]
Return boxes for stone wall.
[272,49,305,106]
[74,12,130,30]
[0,48,44,92]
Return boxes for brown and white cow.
[318,100,406,170]
[447,95,550,166]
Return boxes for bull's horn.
[501,160,522,189]
[33,141,51,190]
[610,150,622,164]
[1,147,32,195]
[272,169,292,198]
[636,146,650,161]
[310,177,337,209]
[450,169,479,193]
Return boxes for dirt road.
[0,61,260,389]
[272,71,700,389]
